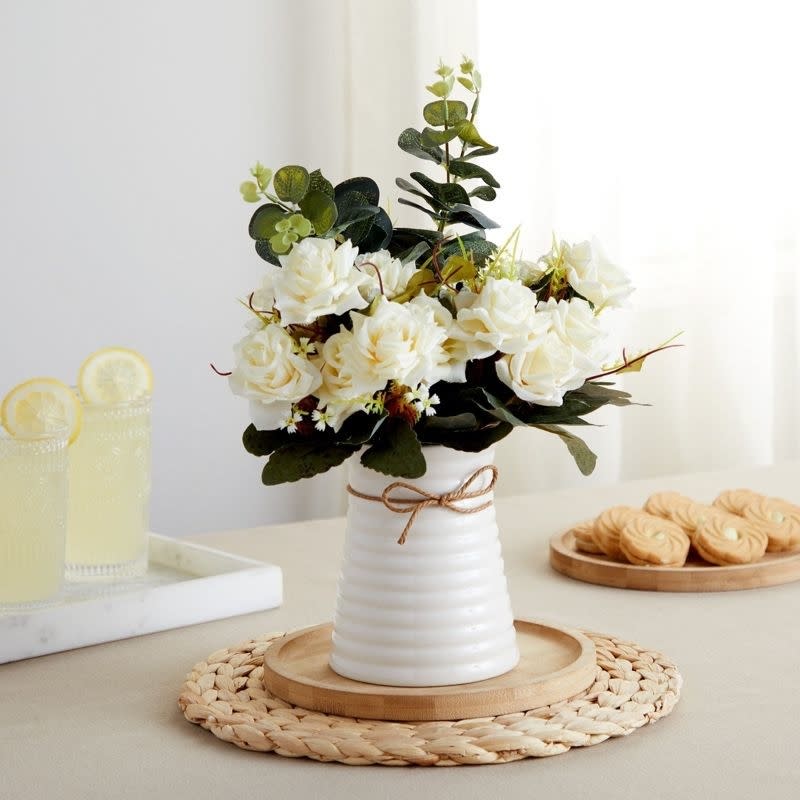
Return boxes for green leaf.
[574,382,635,408]
[250,162,272,191]
[448,203,499,229]
[299,190,338,236]
[395,177,443,210]
[469,185,497,201]
[240,181,261,203]
[337,411,387,445]
[420,125,463,147]
[425,421,514,452]
[273,165,310,203]
[308,168,334,198]
[448,159,500,187]
[425,79,451,98]
[409,172,470,206]
[242,424,287,457]
[423,100,469,127]
[254,239,280,265]
[398,128,444,164]
[261,442,358,485]
[248,203,286,240]
[457,76,474,91]
[397,197,445,222]
[436,232,496,265]
[334,177,379,207]
[461,145,499,161]
[457,121,493,148]
[359,207,394,251]
[534,425,597,476]
[360,419,425,478]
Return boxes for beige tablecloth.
[2,462,799,799]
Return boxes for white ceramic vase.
[330,445,520,687]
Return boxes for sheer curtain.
[270,0,800,517]
[475,0,800,495]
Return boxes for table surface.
[3,461,800,799]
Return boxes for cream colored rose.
[537,297,607,375]
[495,331,584,406]
[348,296,449,395]
[313,327,365,430]
[453,277,549,360]
[559,239,633,311]
[355,250,416,301]
[228,324,322,430]
[408,293,468,383]
[274,237,369,325]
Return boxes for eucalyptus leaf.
[457,121,493,148]
[358,207,394,251]
[420,125,463,147]
[254,238,281,265]
[436,232,496,265]
[457,76,474,91]
[469,185,497,201]
[448,203,499,229]
[423,100,469,127]
[334,176,380,206]
[360,419,426,478]
[423,421,514,452]
[410,172,470,206]
[273,165,310,203]
[448,159,500,187]
[248,203,285,240]
[460,145,500,161]
[534,425,597,476]
[308,168,334,198]
[261,442,358,485]
[240,181,261,203]
[397,197,445,221]
[338,412,387,445]
[299,190,337,235]
[398,128,445,164]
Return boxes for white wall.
[0,1,315,534]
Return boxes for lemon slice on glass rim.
[1,378,83,444]
[77,346,153,404]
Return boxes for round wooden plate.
[550,529,800,592]
[262,619,596,721]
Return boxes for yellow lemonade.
[0,433,68,608]
[66,398,151,577]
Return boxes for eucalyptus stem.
[459,91,480,160]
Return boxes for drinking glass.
[0,430,69,609]
[66,396,151,579]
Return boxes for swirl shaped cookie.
[713,488,761,516]
[741,495,800,552]
[569,520,603,554]
[643,491,694,521]
[619,514,691,567]
[593,506,640,560]
[668,502,722,542]
[694,513,768,565]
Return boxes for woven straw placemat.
[178,630,681,766]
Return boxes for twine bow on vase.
[347,464,499,544]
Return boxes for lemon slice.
[1,378,83,443]
[78,347,153,404]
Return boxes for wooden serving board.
[262,620,596,721]
[550,529,800,592]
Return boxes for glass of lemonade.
[65,396,152,579]
[0,430,69,609]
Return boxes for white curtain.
[268,0,800,517]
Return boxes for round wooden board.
[262,620,596,721]
[550,529,800,592]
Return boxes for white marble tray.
[0,533,282,664]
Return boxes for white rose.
[537,297,607,376]
[495,331,584,406]
[313,327,364,431]
[228,325,322,430]
[355,250,416,301]
[274,237,369,325]
[453,277,550,360]
[560,239,633,311]
[517,259,546,286]
[408,293,468,383]
[348,296,449,395]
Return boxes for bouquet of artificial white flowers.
[225,58,673,484]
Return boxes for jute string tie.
[346,464,499,545]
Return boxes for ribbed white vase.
[330,445,520,687]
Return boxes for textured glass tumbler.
[66,397,151,579]
[0,431,69,610]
